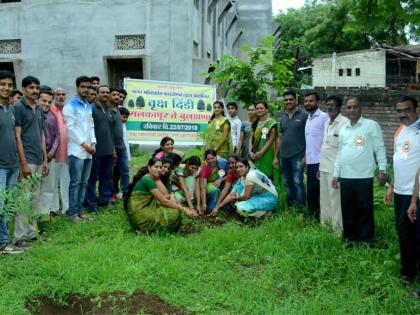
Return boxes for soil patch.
[27,289,189,315]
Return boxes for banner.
[124,79,216,145]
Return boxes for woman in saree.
[155,156,179,204]
[153,136,174,159]
[249,101,278,178]
[205,101,231,158]
[209,159,278,217]
[214,154,240,210]
[172,156,201,210]
[237,104,257,159]
[124,158,198,232]
[196,150,228,215]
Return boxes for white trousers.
[50,162,69,214]
[38,159,56,216]
[320,171,343,235]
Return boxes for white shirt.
[63,95,96,160]
[393,119,420,195]
[122,123,131,161]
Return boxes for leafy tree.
[203,35,295,108]
[136,96,145,108]
[197,100,205,111]
[128,99,135,108]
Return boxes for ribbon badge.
[218,169,225,178]
[215,122,220,131]
[261,127,269,140]
[402,140,411,153]
[353,135,366,149]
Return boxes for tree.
[204,35,294,108]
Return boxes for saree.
[251,118,278,178]
[126,176,181,232]
[206,116,231,158]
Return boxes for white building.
[312,45,420,88]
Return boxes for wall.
[306,87,420,158]
[313,50,386,88]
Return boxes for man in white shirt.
[63,76,96,221]
[332,97,387,244]
[319,95,349,234]
[384,96,419,284]
[226,102,242,154]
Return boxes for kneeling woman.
[210,159,278,217]
[124,158,198,232]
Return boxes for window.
[338,69,343,76]
[355,68,361,76]
[346,68,352,76]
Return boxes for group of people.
[0,69,419,293]
[0,71,131,253]
[123,89,419,291]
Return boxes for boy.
[226,102,242,154]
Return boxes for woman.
[197,150,228,215]
[237,104,257,159]
[209,159,278,217]
[172,156,201,210]
[153,137,174,159]
[155,156,177,201]
[214,154,240,210]
[205,101,231,158]
[249,101,278,178]
[124,158,198,232]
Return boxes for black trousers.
[306,163,320,220]
[395,193,419,279]
[340,178,374,243]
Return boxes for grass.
[0,153,419,314]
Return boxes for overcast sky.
[272,0,305,15]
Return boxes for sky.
[272,0,305,15]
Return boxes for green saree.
[127,175,181,232]
[251,118,278,178]
[206,116,231,158]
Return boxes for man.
[63,76,96,221]
[118,89,127,106]
[37,86,60,228]
[384,96,419,284]
[226,102,242,154]
[303,92,328,219]
[85,85,114,211]
[14,76,49,247]
[274,89,308,210]
[86,86,97,105]
[10,89,22,105]
[319,95,349,234]
[109,88,129,200]
[91,76,100,90]
[50,87,69,215]
[0,71,23,254]
[332,97,387,244]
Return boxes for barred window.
[115,35,145,50]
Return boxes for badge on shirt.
[216,122,220,130]
[218,169,225,178]
[398,139,411,159]
[354,135,366,149]
[261,127,269,140]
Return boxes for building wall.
[0,0,272,94]
[313,50,386,88]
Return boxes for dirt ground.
[27,289,189,315]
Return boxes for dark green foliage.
[127,99,135,108]
[197,100,205,111]
[136,96,145,108]
[206,104,212,112]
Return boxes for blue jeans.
[68,155,92,217]
[114,147,129,194]
[280,154,306,210]
[0,167,20,246]
[85,155,114,210]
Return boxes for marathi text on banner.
[124,79,216,145]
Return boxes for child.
[114,107,131,198]
[226,102,242,154]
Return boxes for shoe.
[68,215,84,222]
[14,240,32,250]
[50,211,58,217]
[78,213,94,221]
[1,244,24,254]
[116,192,123,199]
[400,275,415,285]
[408,290,420,299]
[110,194,117,204]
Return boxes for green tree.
[128,99,135,108]
[203,35,295,108]
[136,96,145,108]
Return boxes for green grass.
[0,155,419,314]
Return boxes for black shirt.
[0,104,19,169]
[278,108,308,158]
[92,103,114,157]
[14,98,44,165]
[110,107,125,150]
